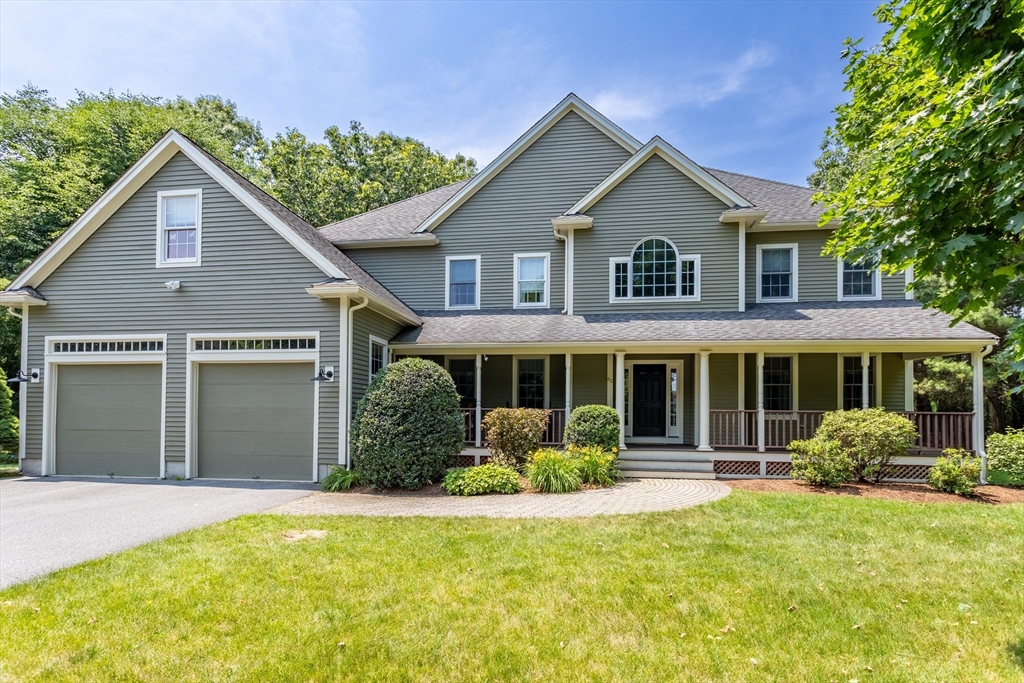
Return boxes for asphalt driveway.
[0,476,315,589]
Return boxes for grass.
[1,491,1022,682]
[990,469,1024,487]
[0,460,19,478]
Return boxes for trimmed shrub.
[928,448,981,496]
[482,407,549,468]
[987,428,1024,479]
[321,466,360,492]
[564,405,620,452]
[0,380,18,459]
[815,408,917,483]
[351,357,464,490]
[526,448,581,493]
[567,444,620,487]
[442,464,523,496]
[789,438,854,487]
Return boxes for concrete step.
[618,450,713,463]
[620,468,717,480]
[618,458,714,472]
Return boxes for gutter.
[331,234,439,249]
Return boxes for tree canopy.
[815,0,1024,377]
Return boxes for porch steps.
[618,449,716,480]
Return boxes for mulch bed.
[726,478,1024,505]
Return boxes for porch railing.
[707,408,972,452]
[461,408,566,447]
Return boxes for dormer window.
[609,237,700,302]
[157,189,202,267]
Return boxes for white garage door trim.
[42,334,168,477]
[185,331,322,481]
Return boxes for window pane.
[164,196,196,228]
[449,259,477,307]
[842,356,876,409]
[614,261,628,298]
[842,260,875,297]
[517,358,545,408]
[631,238,678,298]
[670,368,678,427]
[680,259,695,297]
[761,248,792,299]
[517,256,546,304]
[371,342,386,379]
[763,356,792,410]
[166,228,196,260]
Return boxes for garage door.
[55,364,162,477]
[197,362,315,480]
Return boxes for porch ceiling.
[391,301,995,349]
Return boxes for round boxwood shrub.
[564,404,620,452]
[814,408,917,483]
[351,357,464,490]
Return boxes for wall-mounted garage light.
[7,369,39,384]
[164,280,181,290]
[311,366,335,382]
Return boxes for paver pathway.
[267,478,730,518]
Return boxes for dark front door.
[633,364,666,437]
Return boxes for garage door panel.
[197,362,314,481]
[55,364,162,477]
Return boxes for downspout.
[977,343,994,484]
[344,296,369,469]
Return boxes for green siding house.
[1,94,996,482]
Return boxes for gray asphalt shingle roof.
[318,180,471,243]
[705,168,824,224]
[391,301,995,346]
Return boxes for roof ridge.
[318,178,472,231]
[704,166,815,192]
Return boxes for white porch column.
[615,351,626,450]
[972,349,987,483]
[756,352,765,452]
[904,359,914,411]
[565,352,572,416]
[697,350,712,451]
[474,353,483,448]
[861,350,871,409]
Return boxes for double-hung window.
[839,259,880,300]
[369,337,388,381]
[516,358,545,409]
[514,253,549,308]
[446,256,480,310]
[157,190,202,266]
[763,356,793,411]
[757,244,797,302]
[610,237,700,302]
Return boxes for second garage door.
[196,362,315,480]
[55,363,162,477]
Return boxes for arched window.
[631,238,677,298]
[611,237,700,301]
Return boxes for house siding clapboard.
[24,152,342,471]
[344,111,633,311]
[575,155,735,313]
[351,306,405,416]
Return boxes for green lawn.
[2,491,1022,682]
[0,461,19,478]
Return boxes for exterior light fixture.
[311,366,335,382]
[7,369,39,384]
[165,280,181,290]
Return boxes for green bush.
[321,466,360,492]
[927,448,981,496]
[0,380,18,458]
[564,405,620,452]
[526,448,581,493]
[351,357,464,490]
[815,408,917,483]
[789,438,854,487]
[567,444,620,487]
[442,464,523,496]
[987,428,1024,479]
[482,407,549,468]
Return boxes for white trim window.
[756,244,798,302]
[838,258,881,300]
[609,237,700,302]
[514,253,550,308]
[516,357,547,409]
[156,189,202,266]
[369,336,389,381]
[445,255,481,310]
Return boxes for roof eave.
[305,282,421,326]
[0,291,48,308]
[332,234,439,249]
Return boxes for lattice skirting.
[713,460,760,476]
[765,461,792,477]
[455,455,476,468]
[889,464,931,481]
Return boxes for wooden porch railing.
[707,408,973,452]
[461,408,566,446]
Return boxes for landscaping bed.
[727,478,1024,505]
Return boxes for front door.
[633,364,666,437]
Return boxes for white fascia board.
[332,234,439,249]
[413,94,642,234]
[568,137,752,215]
[305,282,420,327]
[747,219,837,233]
[12,130,346,290]
[0,292,47,308]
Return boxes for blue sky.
[0,1,884,186]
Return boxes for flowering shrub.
[482,408,549,468]
[927,448,981,496]
[526,448,581,493]
[442,464,522,496]
[567,444,620,487]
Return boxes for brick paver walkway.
[266,479,730,518]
